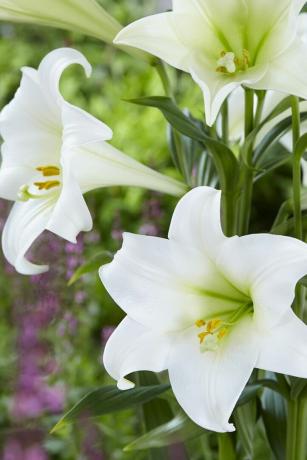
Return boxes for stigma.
[216,49,250,75]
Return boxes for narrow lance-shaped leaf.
[51,384,170,433]
[124,414,205,451]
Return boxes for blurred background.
[0,1,293,459]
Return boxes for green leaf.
[127,96,239,194]
[124,414,204,451]
[68,250,113,286]
[254,143,291,182]
[127,96,206,143]
[218,433,236,460]
[252,419,275,460]
[254,112,307,164]
[234,400,257,457]
[51,384,170,433]
[138,373,173,460]
[261,373,287,460]
[290,377,307,400]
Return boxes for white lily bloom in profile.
[115,0,307,126]
[100,186,307,432]
[0,0,121,43]
[0,48,185,275]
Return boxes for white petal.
[37,47,91,107]
[114,13,189,71]
[168,316,258,432]
[114,12,221,72]
[62,101,113,147]
[172,0,200,14]
[103,316,172,384]
[168,187,226,262]
[298,13,307,42]
[100,232,245,332]
[0,165,36,201]
[0,0,122,43]
[61,102,185,197]
[190,57,268,126]
[0,48,92,198]
[256,309,307,378]
[0,68,61,179]
[217,234,307,326]
[46,159,92,243]
[2,198,55,275]
[251,39,307,100]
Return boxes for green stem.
[238,88,254,235]
[286,400,298,460]
[292,97,303,242]
[154,60,173,99]
[286,96,307,460]
[154,60,191,184]
[295,396,307,460]
[221,99,229,144]
[222,192,237,237]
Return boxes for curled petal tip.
[117,378,135,391]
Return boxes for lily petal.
[103,316,172,387]
[0,164,36,201]
[251,39,307,100]
[0,68,61,194]
[114,12,220,72]
[190,57,267,126]
[217,234,307,326]
[100,231,244,333]
[168,186,226,261]
[46,159,92,243]
[256,309,307,378]
[114,13,191,71]
[0,48,92,199]
[37,47,92,107]
[168,316,258,432]
[0,0,122,44]
[61,102,185,197]
[2,197,55,275]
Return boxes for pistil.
[216,49,250,75]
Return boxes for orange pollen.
[218,328,228,340]
[34,180,60,191]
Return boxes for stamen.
[195,319,206,328]
[34,180,60,191]
[36,165,60,177]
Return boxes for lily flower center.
[216,49,250,75]
[18,164,61,202]
[195,302,253,352]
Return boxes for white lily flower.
[0,0,121,43]
[114,0,307,126]
[100,186,307,432]
[0,48,185,275]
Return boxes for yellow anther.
[34,180,60,190]
[198,331,210,344]
[207,319,221,333]
[195,319,206,328]
[36,165,60,177]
